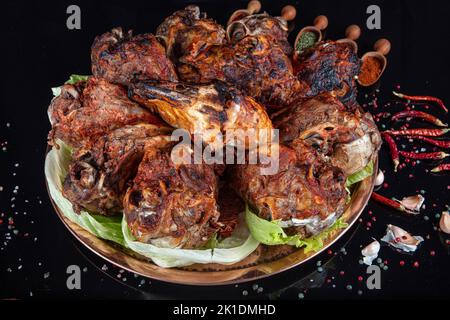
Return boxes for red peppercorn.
[339,271,345,276]
[399,260,405,266]
[430,251,435,256]
[358,276,363,282]
[413,261,420,268]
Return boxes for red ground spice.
[359,56,383,85]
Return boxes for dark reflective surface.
[0,0,449,299]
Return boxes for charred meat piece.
[179,34,300,107]
[156,5,226,64]
[227,12,292,55]
[91,28,178,85]
[63,124,172,215]
[273,93,381,175]
[129,81,273,149]
[156,6,297,106]
[293,41,361,108]
[123,145,220,249]
[48,77,166,148]
[230,142,347,238]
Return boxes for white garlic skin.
[374,170,384,187]
[439,212,450,234]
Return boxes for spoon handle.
[345,24,361,40]
[281,5,297,21]
[247,0,261,14]
[374,38,391,55]
[313,15,328,30]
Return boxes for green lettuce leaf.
[45,141,259,268]
[45,140,125,246]
[346,160,374,187]
[51,74,89,97]
[245,205,348,253]
[122,214,259,268]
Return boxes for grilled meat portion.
[48,77,165,148]
[273,93,381,175]
[294,41,361,108]
[63,124,172,215]
[230,141,347,238]
[156,6,297,106]
[91,28,178,85]
[123,145,220,249]
[179,34,299,106]
[227,12,292,55]
[129,81,272,149]
[156,5,226,64]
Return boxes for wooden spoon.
[227,0,262,25]
[294,15,328,58]
[358,38,391,86]
[337,24,360,53]
[280,5,297,21]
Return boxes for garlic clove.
[381,224,423,253]
[399,195,425,214]
[374,169,384,186]
[439,211,450,234]
[361,239,380,265]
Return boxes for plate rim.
[46,148,377,286]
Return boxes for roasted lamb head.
[179,34,299,107]
[293,41,361,108]
[273,93,381,175]
[48,77,166,148]
[230,141,347,238]
[91,27,178,85]
[156,6,297,106]
[156,5,226,62]
[123,145,220,249]
[129,81,273,149]
[63,124,172,215]
[226,12,292,55]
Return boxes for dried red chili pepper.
[431,164,450,172]
[392,110,447,127]
[399,151,449,160]
[371,192,406,212]
[384,128,450,137]
[407,136,450,149]
[393,91,448,113]
[381,132,399,171]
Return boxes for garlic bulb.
[381,224,423,253]
[374,170,384,186]
[361,239,380,265]
[399,195,425,214]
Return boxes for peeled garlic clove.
[439,211,450,234]
[399,195,425,214]
[381,224,423,253]
[374,170,384,186]
[361,239,380,265]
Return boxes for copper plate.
[46,153,377,286]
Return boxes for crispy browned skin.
[63,124,172,215]
[91,28,178,85]
[156,6,298,106]
[230,141,347,238]
[129,81,273,149]
[273,93,381,175]
[227,12,292,55]
[156,5,226,64]
[180,35,299,107]
[48,77,166,148]
[123,146,220,249]
[294,41,361,108]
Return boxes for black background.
[0,0,449,300]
